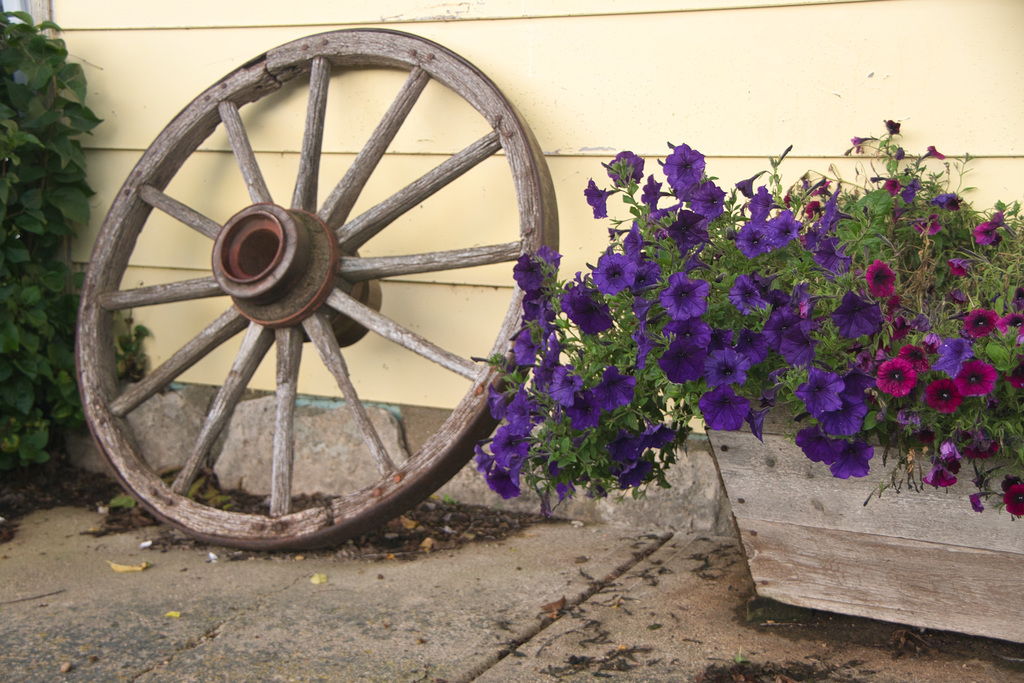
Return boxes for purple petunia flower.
[689,180,726,221]
[641,175,662,208]
[932,337,973,377]
[796,426,842,465]
[831,291,883,338]
[766,210,801,248]
[549,365,583,407]
[830,440,874,479]
[632,259,662,292]
[584,179,613,219]
[592,251,637,296]
[729,274,770,313]
[593,366,636,411]
[632,325,656,370]
[513,328,539,366]
[566,389,602,430]
[817,395,868,437]
[900,178,921,204]
[779,329,818,367]
[658,338,707,383]
[606,151,644,186]
[659,273,710,321]
[970,493,985,512]
[930,192,961,211]
[699,385,750,431]
[663,316,713,349]
[666,210,709,253]
[735,220,771,259]
[708,327,734,352]
[704,349,752,387]
[749,185,774,222]
[512,253,547,294]
[561,280,614,334]
[735,172,766,200]
[796,368,845,417]
[490,424,530,469]
[812,235,851,274]
[733,328,769,365]
[663,143,705,195]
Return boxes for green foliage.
[1,11,100,469]
[114,312,150,382]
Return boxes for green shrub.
[1,11,100,469]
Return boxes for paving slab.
[0,507,664,683]
[3,507,1024,682]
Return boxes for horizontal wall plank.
[62,1,1024,158]
[740,518,1024,643]
[54,0,874,30]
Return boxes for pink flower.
[925,145,946,160]
[1004,483,1024,517]
[964,309,999,338]
[997,313,1024,333]
[913,213,942,235]
[947,258,970,276]
[925,378,963,413]
[865,260,895,298]
[896,345,931,372]
[876,358,917,397]
[954,359,998,396]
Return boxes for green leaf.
[985,341,1012,372]
[0,320,19,353]
[45,185,90,224]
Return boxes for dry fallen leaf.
[107,560,151,573]
[398,515,418,530]
[540,596,566,613]
[310,573,328,585]
[164,611,181,618]
[419,537,435,552]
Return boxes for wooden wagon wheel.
[76,29,557,550]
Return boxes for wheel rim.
[76,29,558,550]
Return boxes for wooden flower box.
[707,415,1024,643]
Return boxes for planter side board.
[709,428,1024,644]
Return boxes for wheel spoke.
[319,66,430,230]
[139,185,221,239]
[218,101,273,204]
[302,311,398,477]
[99,276,223,310]
[334,130,501,251]
[110,307,249,417]
[291,56,331,213]
[171,321,275,494]
[325,288,480,380]
[270,326,303,517]
[338,242,522,281]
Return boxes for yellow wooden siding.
[59,0,1024,409]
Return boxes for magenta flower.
[947,258,970,276]
[925,378,963,413]
[923,461,957,488]
[1004,483,1024,517]
[964,309,999,338]
[1008,360,1024,389]
[913,214,942,235]
[954,360,997,396]
[974,220,1003,245]
[865,260,896,298]
[924,145,946,160]
[876,358,917,397]
[896,345,931,373]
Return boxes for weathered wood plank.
[290,55,331,213]
[218,100,274,204]
[740,518,1024,643]
[711,429,1023,554]
[270,326,303,517]
[99,276,223,310]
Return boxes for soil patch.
[0,457,554,560]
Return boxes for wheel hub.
[212,204,339,328]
